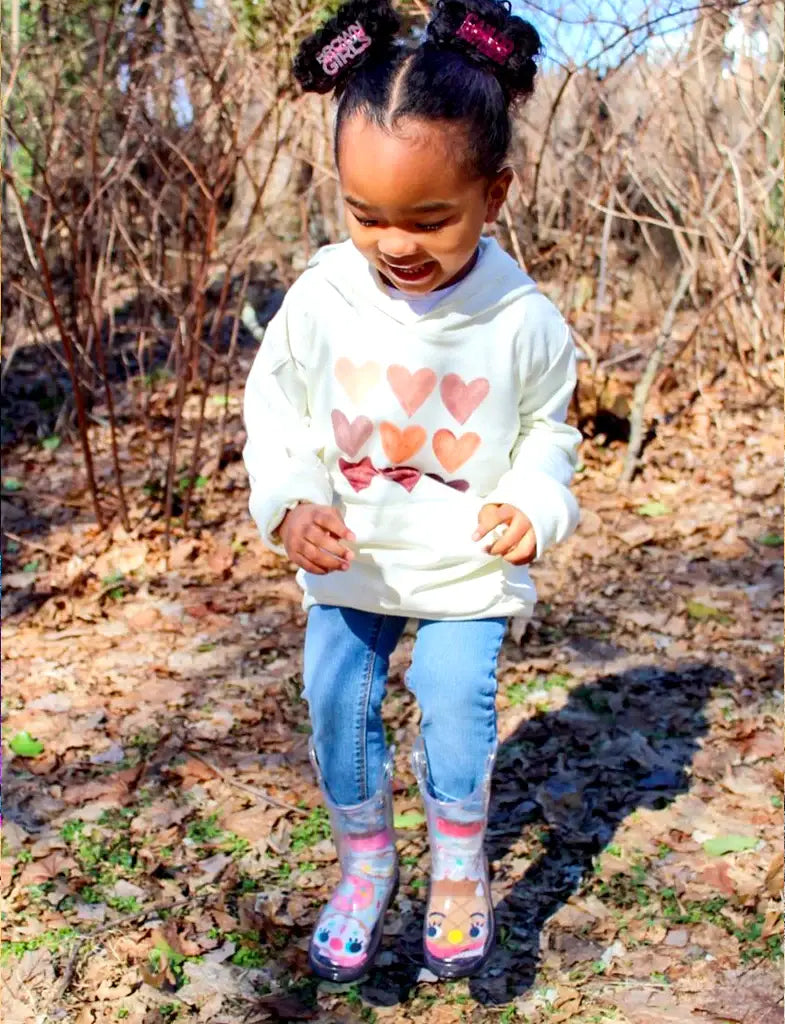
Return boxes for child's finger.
[301,539,350,572]
[487,521,525,556]
[313,507,355,542]
[305,525,354,563]
[503,529,537,565]
[472,504,513,541]
[296,553,328,575]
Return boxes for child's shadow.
[382,659,732,1005]
[471,660,732,1004]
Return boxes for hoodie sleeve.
[485,310,582,559]
[242,296,333,554]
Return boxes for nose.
[377,231,419,261]
[447,929,464,945]
[329,937,342,951]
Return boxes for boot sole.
[308,871,399,983]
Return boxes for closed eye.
[415,220,449,232]
[353,214,379,227]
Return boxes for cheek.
[437,223,482,260]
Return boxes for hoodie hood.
[306,236,539,327]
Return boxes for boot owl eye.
[317,928,330,943]
[469,913,486,939]
[346,935,363,954]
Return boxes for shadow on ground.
[357,659,732,1007]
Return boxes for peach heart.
[387,365,437,417]
[380,422,427,465]
[440,374,489,425]
[335,358,380,404]
[432,429,481,472]
[332,410,373,457]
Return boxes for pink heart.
[387,365,437,417]
[440,374,489,425]
[332,410,373,457]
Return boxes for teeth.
[391,264,429,276]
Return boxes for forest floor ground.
[1,356,783,1024]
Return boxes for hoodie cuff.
[249,477,333,556]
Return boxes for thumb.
[473,503,511,541]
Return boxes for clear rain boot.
[307,740,399,982]
[412,735,496,979]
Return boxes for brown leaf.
[616,523,655,547]
[168,539,200,569]
[4,948,56,1008]
[130,798,191,832]
[17,851,78,886]
[61,770,136,805]
[423,1007,464,1024]
[92,541,148,579]
[211,910,239,932]
[739,730,781,762]
[550,988,582,1023]
[1,857,16,894]
[694,965,783,1023]
[207,543,234,576]
[764,850,783,897]
[220,806,287,842]
[191,853,232,889]
[698,860,737,897]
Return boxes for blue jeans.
[303,605,506,807]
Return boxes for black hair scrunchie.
[293,0,401,95]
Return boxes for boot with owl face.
[412,735,496,978]
[307,740,399,982]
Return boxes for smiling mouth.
[382,260,437,283]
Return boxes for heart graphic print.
[440,374,489,425]
[331,410,373,457]
[432,429,481,472]
[387,365,437,417]
[335,358,380,404]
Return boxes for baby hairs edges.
[317,22,373,77]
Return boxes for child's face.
[338,115,511,295]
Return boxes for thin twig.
[184,749,311,817]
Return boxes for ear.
[484,167,513,223]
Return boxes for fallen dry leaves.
[1,359,782,1023]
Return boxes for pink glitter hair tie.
[455,12,514,65]
[316,22,372,77]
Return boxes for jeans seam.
[356,613,385,802]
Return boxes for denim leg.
[303,604,407,806]
[406,617,506,801]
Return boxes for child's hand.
[473,503,537,565]
[279,503,356,575]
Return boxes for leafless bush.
[2,0,782,534]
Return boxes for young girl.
[243,0,581,982]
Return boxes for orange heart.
[380,422,427,464]
[335,358,380,404]
[432,429,481,472]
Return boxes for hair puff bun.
[293,0,401,96]
[426,0,541,101]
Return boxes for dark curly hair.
[292,0,542,180]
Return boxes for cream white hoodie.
[243,237,581,620]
